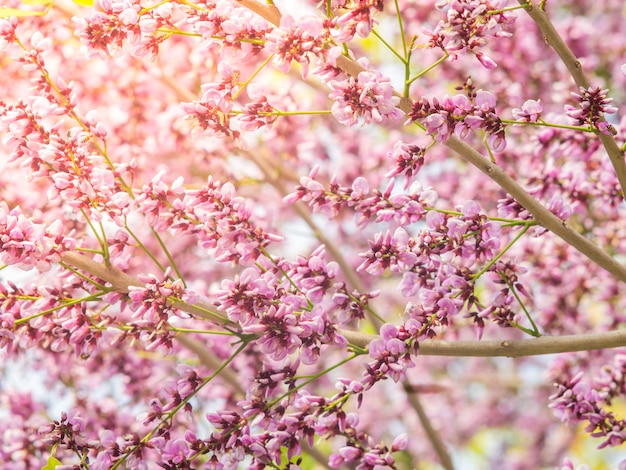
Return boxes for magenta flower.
[565,86,618,133]
[408,89,507,150]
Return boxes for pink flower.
[266,15,328,78]
[328,67,401,126]
[565,86,618,132]
[512,99,543,122]
[0,202,75,271]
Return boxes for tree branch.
[61,251,232,326]
[342,329,626,357]
[62,252,626,358]
[518,0,626,198]
[234,1,626,284]
[404,390,455,470]
[444,136,626,284]
[234,0,281,26]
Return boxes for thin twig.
[404,389,455,470]
[176,334,245,397]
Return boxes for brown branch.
[405,390,455,470]
[234,1,626,284]
[62,252,626,358]
[176,334,245,396]
[61,251,232,325]
[518,0,626,199]
[234,0,281,26]
[444,136,626,284]
[342,329,626,357]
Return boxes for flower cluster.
[238,84,279,131]
[284,168,438,228]
[358,201,501,279]
[328,60,402,126]
[135,174,282,265]
[332,0,385,42]
[126,269,198,352]
[512,99,543,122]
[0,50,131,225]
[216,257,348,364]
[366,323,417,383]
[550,354,626,448]
[0,279,110,360]
[425,0,516,68]
[266,15,329,78]
[181,61,242,139]
[464,261,530,337]
[73,0,171,59]
[187,1,272,63]
[328,429,408,469]
[384,140,427,188]
[38,412,95,464]
[0,17,18,50]
[0,202,76,272]
[408,89,507,151]
[564,86,618,135]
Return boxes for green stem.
[502,118,593,132]
[232,53,275,101]
[111,341,249,469]
[15,293,104,325]
[394,0,408,59]
[371,29,406,64]
[407,53,448,85]
[151,228,187,287]
[124,223,166,273]
[230,109,332,116]
[473,223,531,279]
[487,5,527,14]
[59,262,108,291]
[505,278,540,336]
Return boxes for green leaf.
[71,0,94,6]
[0,7,47,16]
[41,456,62,470]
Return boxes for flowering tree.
[1,0,626,468]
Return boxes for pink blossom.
[1,1,626,468]
[328,67,402,126]
[266,15,328,78]
[513,99,543,122]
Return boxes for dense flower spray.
[1,0,626,468]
